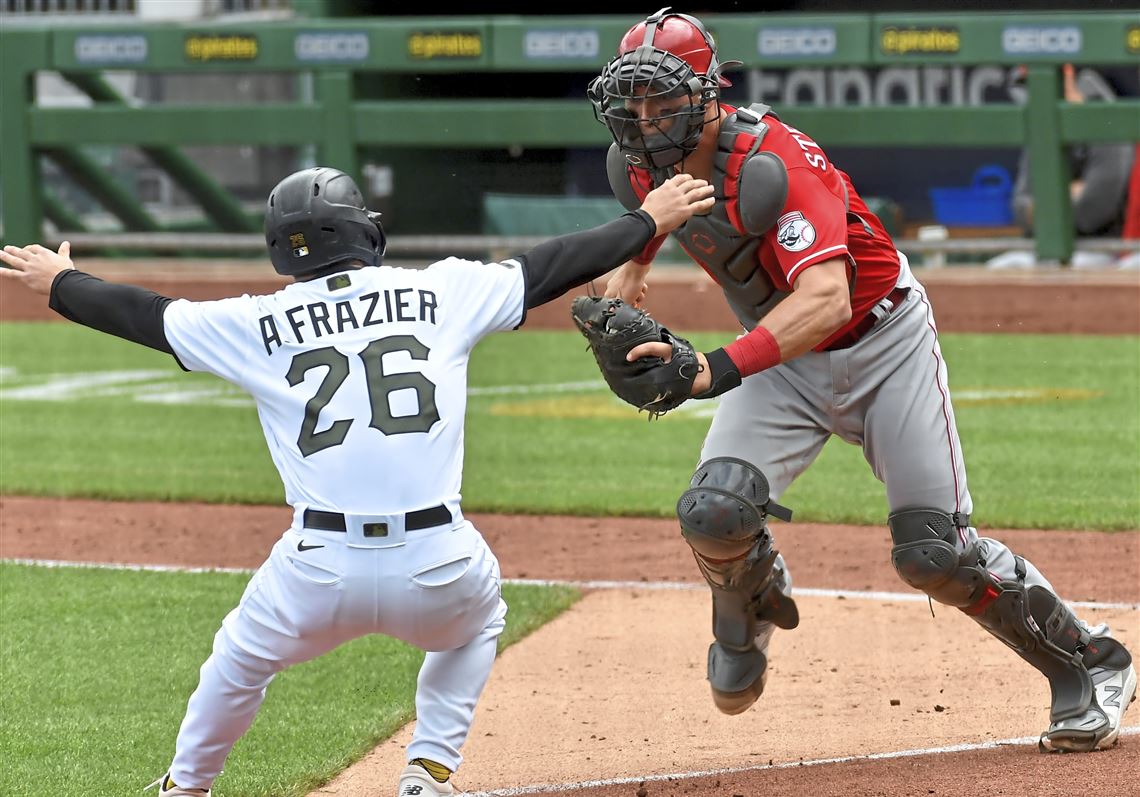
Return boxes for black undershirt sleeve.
[517,209,657,312]
[48,270,175,354]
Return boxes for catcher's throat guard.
[570,296,701,418]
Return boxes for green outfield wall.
[1,12,1137,261]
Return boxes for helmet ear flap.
[367,211,387,260]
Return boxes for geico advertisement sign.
[294,32,370,62]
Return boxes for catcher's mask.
[264,167,386,277]
[587,7,739,171]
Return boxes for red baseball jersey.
[633,105,902,352]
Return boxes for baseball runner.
[580,7,1136,751]
[0,166,713,796]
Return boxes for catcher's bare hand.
[640,173,715,235]
[605,262,650,306]
[628,341,712,396]
[0,241,74,295]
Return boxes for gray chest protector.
[607,103,790,329]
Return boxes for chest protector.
[608,103,791,329]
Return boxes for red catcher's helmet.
[587,8,737,171]
[618,8,733,88]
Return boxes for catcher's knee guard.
[678,457,798,715]
[888,507,982,607]
[888,507,1106,725]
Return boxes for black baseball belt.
[825,286,911,352]
[303,504,452,538]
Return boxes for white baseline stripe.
[2,558,252,575]
[507,578,1140,612]
[463,728,1140,796]
[3,561,1138,612]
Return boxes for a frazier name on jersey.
[259,288,439,355]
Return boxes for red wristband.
[724,325,781,377]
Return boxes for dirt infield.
[2,263,1138,795]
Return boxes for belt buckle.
[363,522,389,538]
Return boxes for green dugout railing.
[1,12,1138,262]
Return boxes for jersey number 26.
[286,335,439,457]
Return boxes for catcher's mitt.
[570,295,701,418]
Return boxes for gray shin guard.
[705,557,796,714]
[679,457,798,715]
[889,507,1095,723]
[971,583,1095,723]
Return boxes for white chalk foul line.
[506,577,1140,612]
[2,560,1138,612]
[2,558,252,575]
[462,728,1140,796]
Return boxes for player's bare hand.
[627,341,712,395]
[640,173,715,235]
[0,241,74,295]
[604,262,650,306]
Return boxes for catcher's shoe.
[1039,628,1137,753]
[397,762,457,797]
[144,773,211,796]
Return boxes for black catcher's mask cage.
[264,167,387,277]
[588,45,720,172]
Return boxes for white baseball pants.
[167,515,506,789]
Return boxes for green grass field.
[1,322,1137,529]
[0,563,578,797]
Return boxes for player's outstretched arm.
[1,241,175,353]
[1,241,74,293]
[604,260,652,306]
[519,174,713,310]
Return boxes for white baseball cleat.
[144,773,211,796]
[1039,635,1137,753]
[396,762,457,797]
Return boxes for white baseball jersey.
[162,258,525,515]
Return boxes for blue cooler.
[929,165,1015,226]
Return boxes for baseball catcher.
[578,6,1138,747]
[570,295,738,418]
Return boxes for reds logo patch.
[776,211,816,252]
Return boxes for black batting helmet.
[264,167,386,277]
